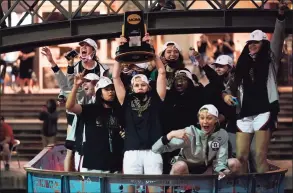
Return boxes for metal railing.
[24,145,288,193]
[1,0,292,28]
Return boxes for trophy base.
[115,43,155,64]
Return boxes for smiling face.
[79,42,95,58]
[198,109,218,135]
[248,41,262,55]
[132,77,149,94]
[164,45,180,61]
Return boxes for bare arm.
[112,61,126,105]
[66,71,85,114]
[66,84,82,114]
[155,56,167,100]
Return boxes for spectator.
[222,33,235,59]
[197,35,212,60]
[0,116,15,170]
[0,56,6,94]
[150,0,176,11]
[39,99,59,147]
[18,48,35,94]
[152,105,241,177]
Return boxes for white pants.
[237,112,270,133]
[74,152,86,172]
[123,150,163,174]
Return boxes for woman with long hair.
[66,75,124,172]
[223,2,287,173]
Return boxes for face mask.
[166,59,181,69]
[80,52,94,63]
[133,92,147,100]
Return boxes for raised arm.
[270,1,287,72]
[112,61,126,105]
[41,47,70,91]
[155,56,167,100]
[66,71,85,114]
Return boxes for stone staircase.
[0,88,292,160]
[0,94,67,159]
[268,89,293,160]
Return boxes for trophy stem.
[122,24,125,37]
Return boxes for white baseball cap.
[198,104,219,118]
[131,74,149,85]
[96,76,113,90]
[79,38,98,52]
[175,69,193,81]
[175,69,196,86]
[161,41,182,53]
[214,55,233,67]
[83,73,100,81]
[134,62,148,69]
[247,30,268,42]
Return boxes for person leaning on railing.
[152,104,241,179]
[66,74,124,173]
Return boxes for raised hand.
[74,69,86,87]
[41,47,55,65]
[142,33,151,44]
[119,35,128,45]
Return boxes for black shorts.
[187,162,212,174]
[19,68,33,79]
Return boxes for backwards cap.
[131,74,149,85]
[161,41,182,53]
[198,104,219,118]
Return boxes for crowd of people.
[0,49,37,94]
[0,1,288,188]
[40,1,289,182]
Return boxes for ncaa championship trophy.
[115,11,155,64]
